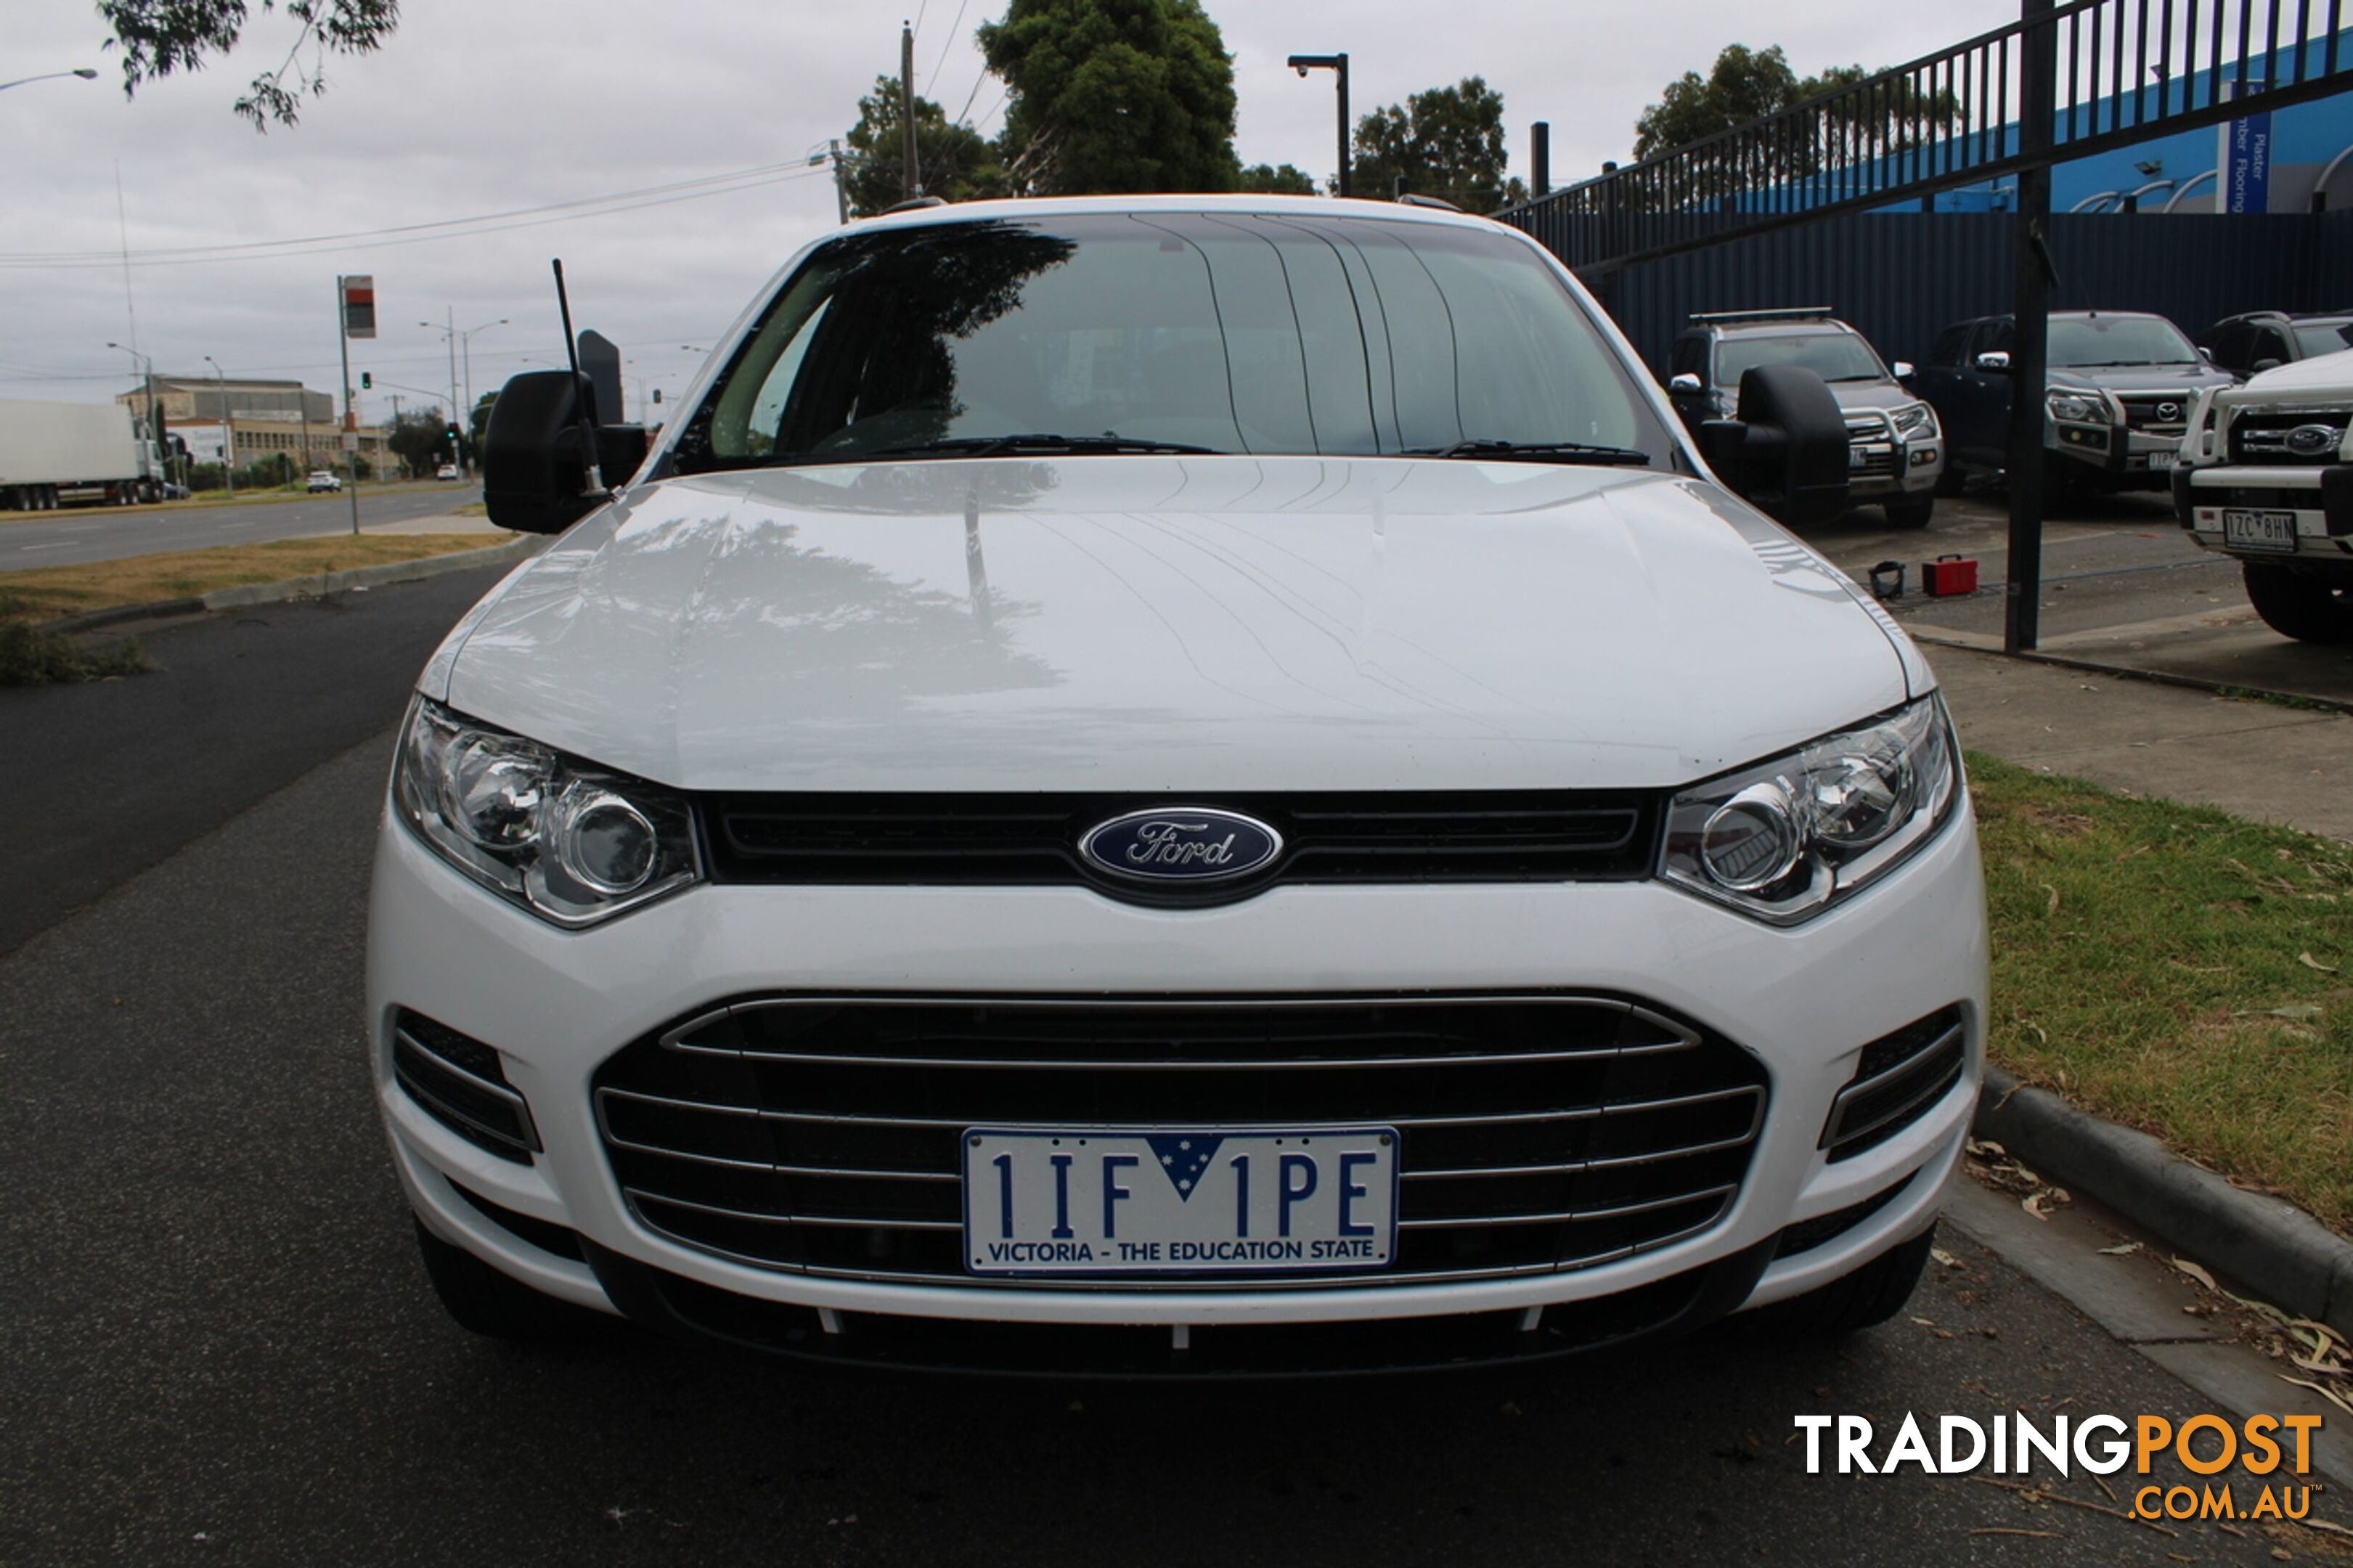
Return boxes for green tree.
[841,75,1009,217]
[979,0,1240,195]
[386,408,449,479]
[97,0,398,129]
[1632,44,1960,200]
[1238,162,1317,195]
[470,391,498,449]
[1350,77,1526,210]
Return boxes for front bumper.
[1846,433,1943,502]
[2174,462,2353,563]
[2049,418,2183,487]
[368,796,1987,1363]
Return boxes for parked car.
[2173,348,2353,642]
[1912,310,2237,493]
[436,463,461,481]
[372,195,1986,1375]
[306,470,343,493]
[2197,311,2353,377]
[1666,308,1944,527]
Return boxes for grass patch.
[0,596,149,685]
[0,533,499,625]
[1972,752,2353,1227]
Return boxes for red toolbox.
[1922,555,1978,596]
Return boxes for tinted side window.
[2209,321,2256,371]
[1930,327,1967,366]
[1668,335,1705,377]
[2254,327,2293,365]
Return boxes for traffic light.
[445,422,460,443]
[360,371,372,390]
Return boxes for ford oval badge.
[2286,423,2340,456]
[1078,807,1283,883]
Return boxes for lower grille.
[1821,1006,1965,1162]
[593,994,1769,1289]
[392,1010,539,1164]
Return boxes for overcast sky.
[4,0,2020,424]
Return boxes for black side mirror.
[1701,364,1851,527]
[483,370,600,534]
[2252,357,2283,374]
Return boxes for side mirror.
[1891,360,1916,380]
[481,371,646,534]
[2198,345,2217,362]
[1974,351,2013,372]
[2252,357,2283,374]
[1702,364,1851,527]
[1669,372,1704,394]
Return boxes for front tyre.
[1750,1227,1935,1337]
[412,1218,598,1342]
[2243,562,2353,645]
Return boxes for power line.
[953,60,992,126]
[974,86,1010,134]
[923,0,971,97]
[0,160,835,271]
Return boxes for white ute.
[2176,349,2353,643]
[367,196,1987,1376]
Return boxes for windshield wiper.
[858,433,1225,459]
[1403,439,1652,466]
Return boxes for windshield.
[2047,316,2199,368]
[1715,330,1887,385]
[672,212,1670,470]
[2294,322,2353,358]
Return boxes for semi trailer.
[0,399,168,509]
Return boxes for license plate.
[2148,450,2177,471]
[2224,508,2299,552]
[1848,444,1888,470]
[962,1127,1398,1277]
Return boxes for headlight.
[1891,402,1938,438]
[2047,392,2103,424]
[393,696,700,926]
[1662,695,1961,925]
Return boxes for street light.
[203,354,235,497]
[107,341,163,499]
[0,68,98,93]
[1288,52,1350,197]
[423,314,506,471]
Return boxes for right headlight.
[1662,694,1961,926]
[392,695,701,927]
[2047,392,2103,424]
[1891,401,1938,438]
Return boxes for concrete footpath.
[1931,643,2353,844]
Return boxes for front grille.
[1820,1005,1965,1162]
[594,994,1769,1290]
[391,1009,540,1164]
[696,791,1660,905]
[2118,393,2193,433]
[1848,446,1900,479]
[2230,408,2352,466]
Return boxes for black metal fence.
[1504,0,2352,271]
[1587,208,2353,372]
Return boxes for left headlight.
[1662,694,1961,926]
[392,695,701,927]
[1891,401,1938,438]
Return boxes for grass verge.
[0,533,499,626]
[1972,752,2353,1228]
[0,596,149,685]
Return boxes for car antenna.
[552,258,607,497]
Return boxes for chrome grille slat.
[595,993,1768,1289]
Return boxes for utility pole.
[2005,0,2057,654]
[831,137,851,224]
[900,23,921,200]
[204,354,235,497]
[336,277,361,534]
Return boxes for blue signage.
[2225,109,2272,213]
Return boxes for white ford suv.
[2175,348,2353,644]
[368,196,1986,1375]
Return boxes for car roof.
[1697,319,1863,340]
[836,192,1509,238]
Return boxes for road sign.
[341,275,377,340]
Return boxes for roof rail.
[881,195,948,215]
[1688,306,1838,324]
[1395,192,1462,212]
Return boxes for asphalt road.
[4,569,2349,1567]
[0,484,473,568]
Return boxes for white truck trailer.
[0,399,167,510]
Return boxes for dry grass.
[1972,754,2353,1227]
[0,534,499,624]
